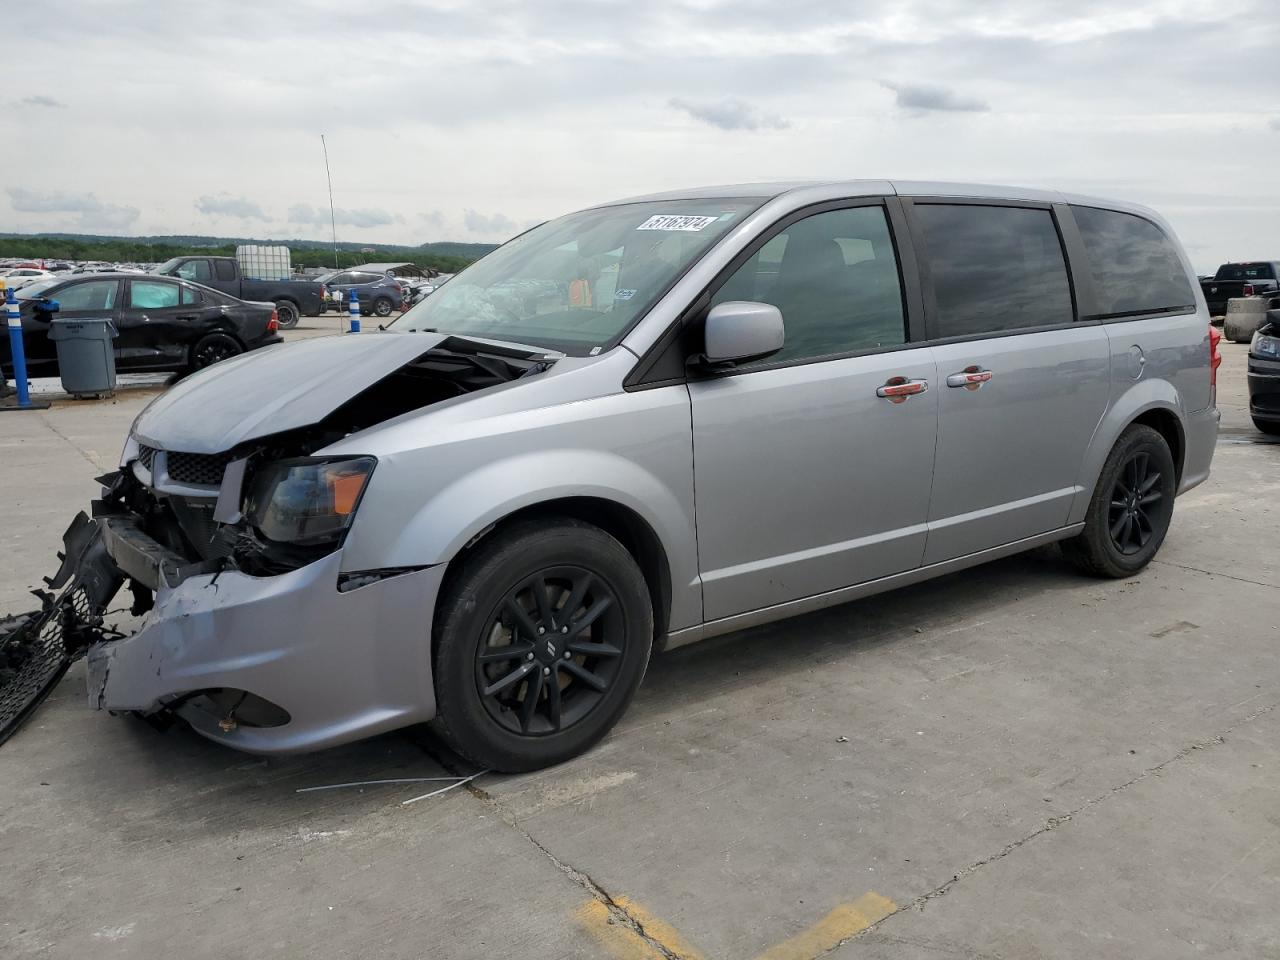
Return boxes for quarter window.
[180,285,202,305]
[53,280,118,311]
[915,204,1073,338]
[710,205,906,365]
[130,281,181,309]
[1070,206,1196,317]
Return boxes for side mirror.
[700,301,785,368]
[34,298,60,314]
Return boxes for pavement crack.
[843,698,1279,948]
[406,734,688,959]
[1151,558,1278,590]
[40,416,103,471]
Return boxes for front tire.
[431,519,653,772]
[1062,424,1176,578]
[1253,417,1280,436]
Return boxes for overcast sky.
[4,0,1276,270]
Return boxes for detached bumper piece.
[0,513,124,746]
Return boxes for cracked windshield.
[392,199,759,354]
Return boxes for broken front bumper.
[86,529,445,754]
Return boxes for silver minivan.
[72,181,1220,771]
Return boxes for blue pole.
[5,285,34,407]
[347,288,361,334]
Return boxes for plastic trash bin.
[49,318,118,396]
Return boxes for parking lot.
[2,327,1277,959]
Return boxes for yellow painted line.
[574,899,669,960]
[615,896,706,960]
[753,892,898,960]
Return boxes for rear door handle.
[946,366,994,389]
[876,376,929,403]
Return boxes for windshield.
[389,198,760,354]
[153,257,182,275]
[15,278,61,299]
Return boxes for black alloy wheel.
[1106,450,1165,555]
[274,300,300,329]
[431,518,653,772]
[1062,424,1176,578]
[191,333,244,370]
[475,567,625,736]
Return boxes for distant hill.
[0,232,499,273]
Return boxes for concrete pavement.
[1,333,1277,959]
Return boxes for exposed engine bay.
[0,335,557,745]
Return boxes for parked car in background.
[153,256,323,330]
[1200,262,1280,317]
[1247,304,1280,434]
[1,267,56,289]
[66,180,1217,773]
[1,274,280,385]
[322,270,404,317]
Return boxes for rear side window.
[710,205,906,365]
[214,260,236,281]
[130,281,181,309]
[1070,206,1195,317]
[914,204,1073,339]
[1215,263,1276,281]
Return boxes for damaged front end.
[1,334,556,748]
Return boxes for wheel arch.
[440,496,674,643]
[1069,380,1189,524]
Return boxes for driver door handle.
[876,376,929,403]
[946,366,994,389]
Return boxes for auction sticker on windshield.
[636,214,718,232]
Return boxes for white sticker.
[614,288,637,301]
[636,214,717,232]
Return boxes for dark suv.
[323,271,404,317]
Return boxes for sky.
[3,0,1277,271]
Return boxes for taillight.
[268,309,279,333]
[1208,324,1222,403]
[1244,283,1256,297]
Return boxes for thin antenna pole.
[321,134,339,269]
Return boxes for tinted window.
[710,205,905,365]
[1071,206,1195,316]
[174,259,212,283]
[915,204,1073,338]
[130,281,181,309]
[214,259,236,281]
[1214,263,1275,282]
[55,280,118,311]
[330,273,354,285]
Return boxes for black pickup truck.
[1200,262,1280,317]
[153,256,324,329]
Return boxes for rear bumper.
[1247,354,1280,422]
[1179,404,1221,495]
[85,533,444,754]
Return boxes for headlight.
[1251,329,1280,358]
[244,457,376,544]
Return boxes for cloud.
[463,209,518,236]
[879,80,990,114]
[7,187,139,229]
[418,210,445,228]
[669,97,790,131]
[1271,117,1280,132]
[287,203,394,229]
[19,94,66,108]
[196,194,269,220]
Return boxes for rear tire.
[1253,417,1280,436]
[431,519,653,773]
[189,333,244,371]
[274,300,300,330]
[372,297,394,318]
[1061,424,1176,578]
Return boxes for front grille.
[166,451,236,487]
[137,444,158,472]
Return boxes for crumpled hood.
[133,333,449,453]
